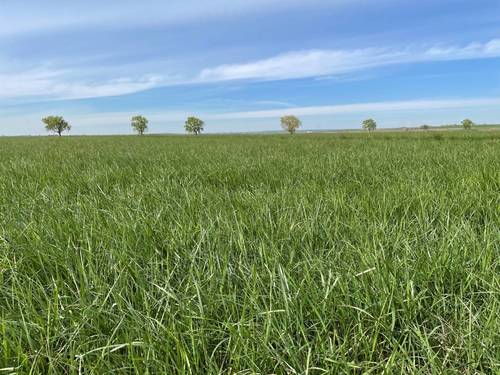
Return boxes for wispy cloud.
[2,39,500,101]
[0,68,169,100]
[200,40,500,82]
[205,97,500,119]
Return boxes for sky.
[1,0,500,135]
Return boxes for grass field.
[0,131,499,374]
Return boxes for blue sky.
[1,0,500,135]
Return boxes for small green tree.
[362,118,377,132]
[131,115,148,135]
[42,116,71,136]
[461,118,474,130]
[281,115,301,134]
[185,117,204,135]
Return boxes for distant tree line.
[41,115,476,136]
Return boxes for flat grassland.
[0,131,499,373]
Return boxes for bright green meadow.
[0,131,499,373]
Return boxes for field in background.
[0,131,499,373]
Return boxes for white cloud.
[0,68,168,100]
[199,40,500,82]
[1,39,500,101]
[205,98,500,119]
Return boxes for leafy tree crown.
[185,117,204,135]
[42,116,71,136]
[362,118,377,131]
[281,115,301,134]
[131,115,149,135]
[461,119,474,130]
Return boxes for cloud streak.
[200,40,500,82]
[0,70,168,99]
[1,39,500,101]
[206,97,500,119]
[0,68,166,100]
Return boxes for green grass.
[0,131,499,374]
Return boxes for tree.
[131,115,148,135]
[185,116,204,135]
[281,115,301,134]
[42,116,71,136]
[461,118,474,130]
[362,118,377,132]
